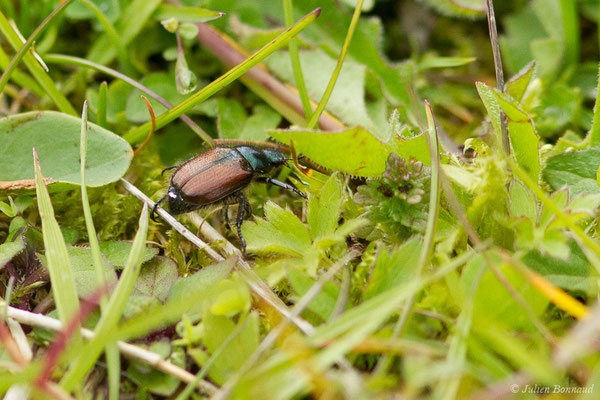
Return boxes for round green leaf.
[0,111,132,189]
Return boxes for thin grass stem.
[283,0,313,121]
[307,0,364,129]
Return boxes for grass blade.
[78,101,120,400]
[559,0,579,67]
[0,45,44,97]
[0,1,77,115]
[123,8,322,144]
[33,149,80,324]
[194,23,343,131]
[0,10,76,115]
[374,101,442,374]
[306,0,364,129]
[484,0,509,155]
[96,81,108,128]
[60,204,149,392]
[45,53,213,146]
[283,0,313,121]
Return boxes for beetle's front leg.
[233,192,249,252]
[257,177,307,199]
[150,195,167,222]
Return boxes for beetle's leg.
[244,200,252,219]
[161,165,178,175]
[258,177,307,199]
[150,195,167,222]
[235,193,249,253]
[222,205,231,227]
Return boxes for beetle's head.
[166,186,187,215]
[261,148,289,167]
[237,146,289,174]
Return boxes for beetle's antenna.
[150,195,167,222]
[161,165,177,175]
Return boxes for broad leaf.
[269,127,430,177]
[0,112,132,190]
[543,149,600,194]
[132,256,178,302]
[242,201,312,256]
[99,241,158,268]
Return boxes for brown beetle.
[151,145,307,251]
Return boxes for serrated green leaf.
[308,173,342,240]
[242,201,311,256]
[269,127,430,177]
[0,112,132,189]
[567,193,600,215]
[487,86,541,180]
[475,82,502,144]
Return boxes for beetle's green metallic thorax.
[235,145,287,174]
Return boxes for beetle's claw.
[150,208,158,222]
[294,187,308,199]
[151,195,167,222]
[299,191,308,200]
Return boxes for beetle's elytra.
[151,145,307,251]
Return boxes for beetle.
[151,145,307,251]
